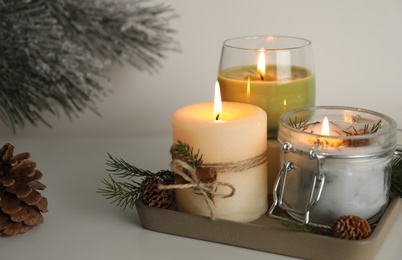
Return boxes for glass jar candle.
[269,106,397,225]
[217,35,316,138]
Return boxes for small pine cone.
[332,215,371,240]
[140,176,173,210]
[0,143,48,236]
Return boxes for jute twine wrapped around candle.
[158,149,268,220]
[203,149,268,173]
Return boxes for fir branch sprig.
[98,153,173,210]
[288,117,319,132]
[280,218,332,236]
[391,152,402,197]
[170,140,203,168]
[98,175,142,210]
[99,141,205,210]
[105,153,173,183]
[343,120,382,136]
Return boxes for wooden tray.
[136,196,401,260]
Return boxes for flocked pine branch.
[0,0,178,132]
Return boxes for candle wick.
[215,114,220,121]
[257,72,264,80]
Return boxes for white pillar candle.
[172,101,268,222]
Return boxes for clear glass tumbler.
[217,35,316,139]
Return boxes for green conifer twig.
[98,175,142,210]
[280,218,332,236]
[99,141,203,210]
[170,140,203,168]
[98,153,173,210]
[105,153,173,183]
[391,152,402,197]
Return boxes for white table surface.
[1,137,401,260]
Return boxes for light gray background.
[2,2,402,259]
[3,0,402,138]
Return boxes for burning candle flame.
[214,81,222,121]
[257,48,266,80]
[246,76,251,101]
[321,116,330,136]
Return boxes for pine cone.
[140,176,173,210]
[0,143,48,236]
[332,215,371,240]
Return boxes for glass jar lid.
[278,106,397,157]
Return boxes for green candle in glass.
[217,36,316,138]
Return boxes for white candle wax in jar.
[276,106,397,225]
[172,100,268,222]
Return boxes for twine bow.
[158,159,235,220]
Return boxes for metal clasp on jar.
[268,142,326,224]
